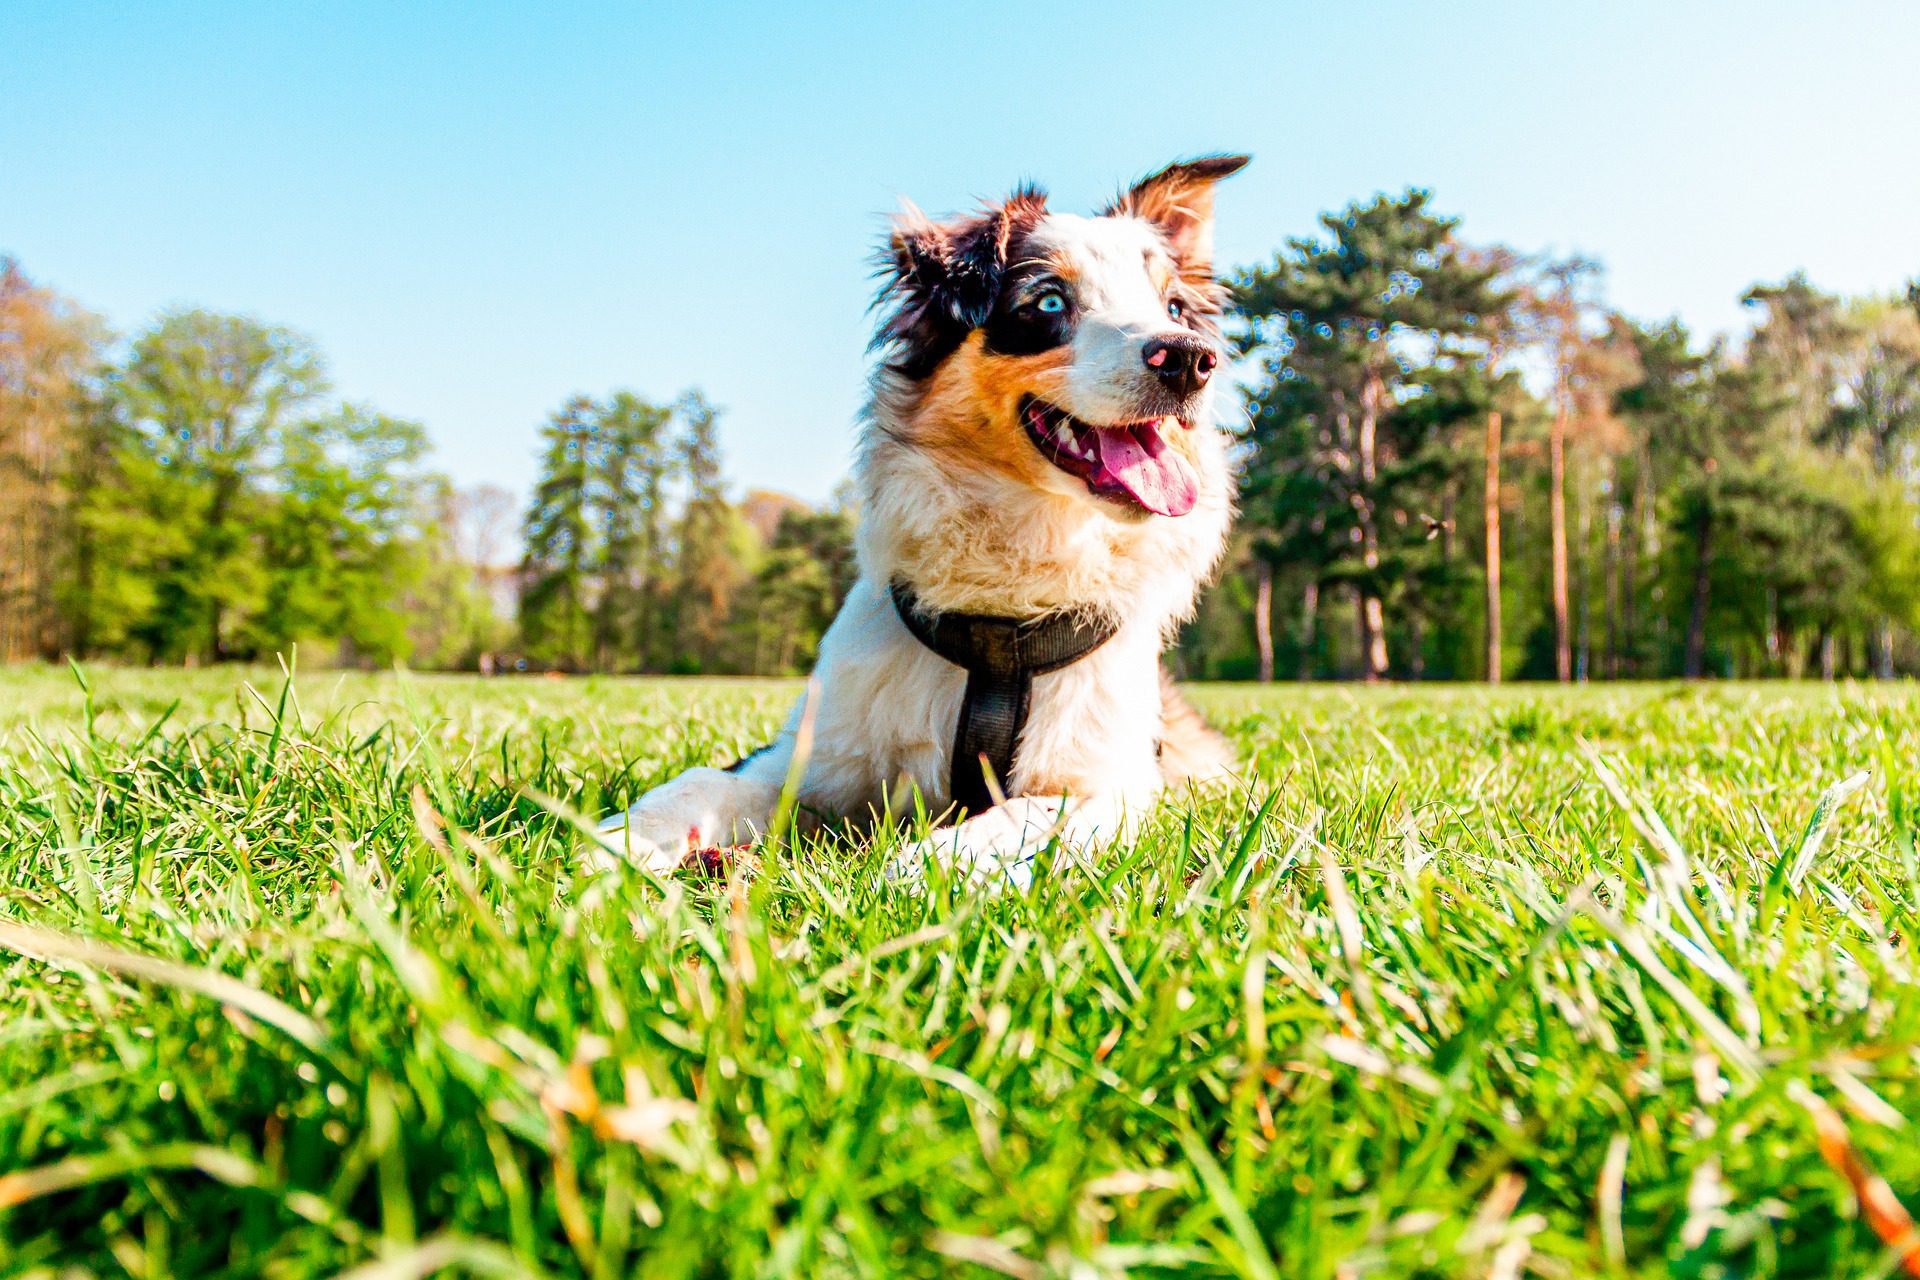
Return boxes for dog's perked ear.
[1108,154,1249,269]
[874,185,1048,378]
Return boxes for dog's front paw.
[886,825,1039,892]
[591,814,686,876]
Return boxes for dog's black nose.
[1142,334,1217,398]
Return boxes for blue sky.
[7,1,1918,505]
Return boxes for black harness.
[889,581,1118,817]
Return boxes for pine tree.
[1234,190,1509,679]
[668,391,740,668]
[518,396,599,670]
[591,391,673,671]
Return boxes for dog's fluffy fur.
[602,155,1248,880]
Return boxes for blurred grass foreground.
[3,667,1919,1277]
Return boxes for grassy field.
[3,666,1919,1278]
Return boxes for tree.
[116,310,329,661]
[0,259,105,661]
[668,391,741,667]
[1814,297,1920,672]
[1738,280,1919,676]
[1234,190,1509,679]
[1668,353,1775,677]
[406,479,512,670]
[591,391,674,670]
[1516,258,1639,681]
[518,397,599,670]
[1743,273,1849,444]
[1453,243,1536,683]
[736,544,832,674]
[1612,320,1708,675]
[771,504,858,608]
[1823,297,1920,474]
[733,506,857,673]
[251,407,438,664]
[61,402,193,660]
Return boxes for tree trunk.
[1639,452,1663,669]
[1603,461,1621,679]
[1618,526,1637,679]
[1549,402,1571,682]
[1619,446,1649,679]
[1574,451,1591,682]
[1356,373,1390,681]
[1354,590,1388,682]
[1877,619,1896,679]
[1254,561,1274,683]
[1820,631,1837,681]
[1684,511,1712,679]
[1484,410,1502,683]
[1298,578,1318,681]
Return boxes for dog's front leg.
[892,792,1133,889]
[595,745,790,875]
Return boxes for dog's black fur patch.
[982,260,1077,358]
[873,185,1048,379]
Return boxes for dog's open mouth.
[1019,396,1199,517]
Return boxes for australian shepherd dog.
[602,155,1249,882]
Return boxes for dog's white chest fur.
[792,578,1165,818]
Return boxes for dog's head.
[870,156,1248,524]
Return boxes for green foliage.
[5,671,1920,1275]
[668,391,740,667]
[518,396,601,670]
[44,309,466,668]
[516,390,836,676]
[1211,224,1920,684]
[726,507,856,674]
[593,391,675,670]
[116,311,329,660]
[1231,190,1510,679]
[250,407,438,663]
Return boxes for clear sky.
[7,1,1917,506]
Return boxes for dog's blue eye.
[1035,293,1066,314]
[1167,298,1184,319]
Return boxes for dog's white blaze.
[1025,212,1197,424]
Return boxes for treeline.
[1176,193,1920,681]
[8,187,1920,680]
[0,264,497,667]
[0,256,854,674]
[512,390,855,674]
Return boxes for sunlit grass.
[3,666,1918,1277]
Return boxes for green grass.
[4,666,1920,1278]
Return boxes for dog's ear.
[875,185,1047,376]
[1109,154,1249,268]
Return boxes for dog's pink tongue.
[1091,422,1198,517]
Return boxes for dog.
[601,155,1248,882]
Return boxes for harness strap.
[889,581,1118,816]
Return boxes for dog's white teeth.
[1053,426,1076,451]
